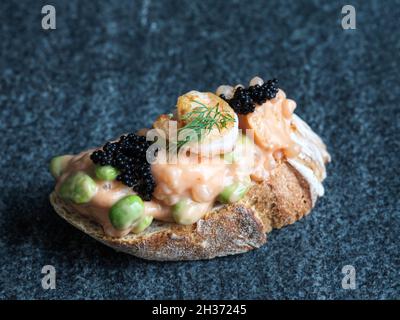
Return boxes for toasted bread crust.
[50,161,313,261]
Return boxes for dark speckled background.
[0,0,399,299]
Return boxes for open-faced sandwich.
[49,76,330,261]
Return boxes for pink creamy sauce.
[55,143,267,237]
[239,90,300,161]
[55,89,329,237]
[55,151,136,237]
[152,150,253,212]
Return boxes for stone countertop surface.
[0,0,399,299]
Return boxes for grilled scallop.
[153,91,239,156]
[175,91,238,155]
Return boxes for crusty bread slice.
[50,161,313,261]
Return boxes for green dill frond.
[170,100,235,151]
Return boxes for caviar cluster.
[90,133,156,201]
[221,79,279,115]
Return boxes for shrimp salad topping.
[50,76,330,237]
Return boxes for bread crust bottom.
[50,162,313,261]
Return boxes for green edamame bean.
[49,155,72,178]
[218,181,249,204]
[59,172,97,204]
[109,195,144,230]
[172,198,190,224]
[131,215,153,234]
[95,165,120,181]
[172,198,205,225]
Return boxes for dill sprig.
[171,100,235,150]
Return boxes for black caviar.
[90,133,156,201]
[221,79,279,115]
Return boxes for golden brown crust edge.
[49,162,313,261]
